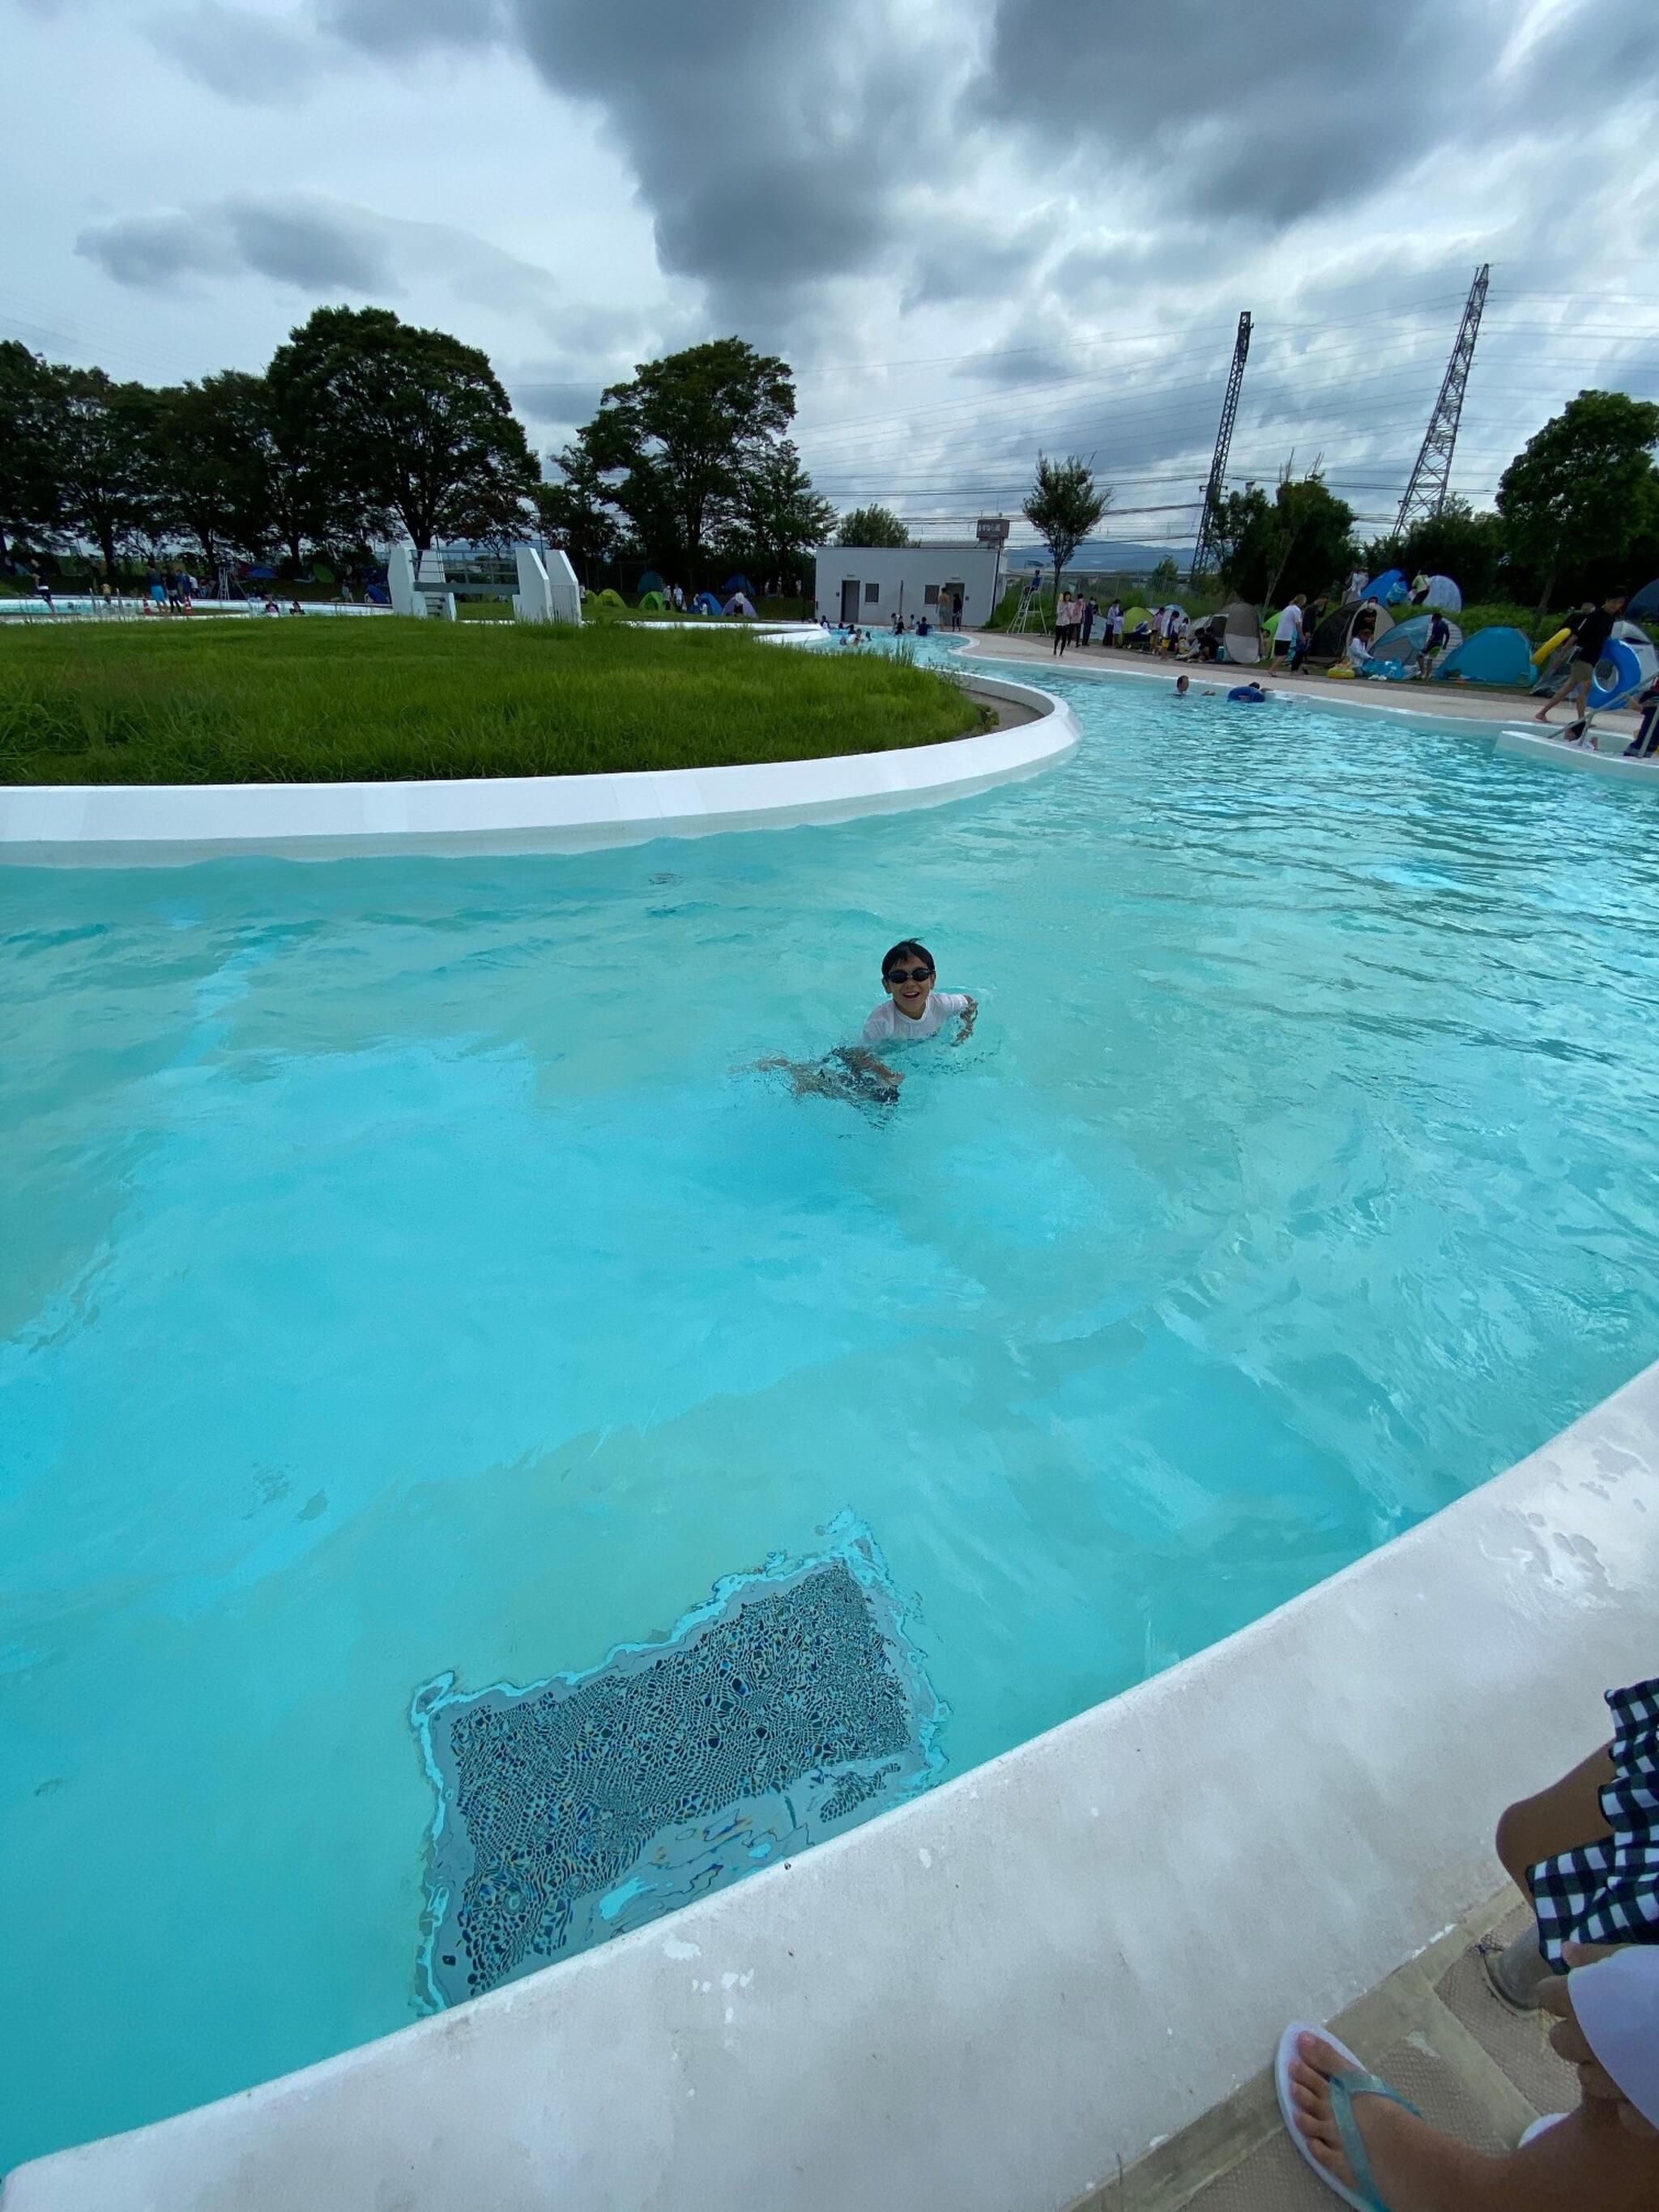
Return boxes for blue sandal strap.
[1327,2069,1422,2212]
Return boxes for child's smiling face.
[884,957,935,1018]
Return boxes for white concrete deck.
[1496,723,1659,781]
[11,1358,1656,2212]
[958,630,1648,741]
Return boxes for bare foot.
[1288,2032,1425,2203]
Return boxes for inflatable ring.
[1588,639,1644,711]
[1532,625,1572,668]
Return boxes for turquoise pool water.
[6,658,1659,2168]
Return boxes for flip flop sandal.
[1275,2023,1422,2212]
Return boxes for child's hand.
[953,995,979,1044]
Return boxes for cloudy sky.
[6,0,1659,552]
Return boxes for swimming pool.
[6,655,1659,2167]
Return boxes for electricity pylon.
[1189,311,1252,582]
[1396,264,1489,535]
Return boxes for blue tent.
[638,569,667,595]
[1363,567,1410,606]
[693,591,723,616]
[722,573,755,595]
[1365,613,1463,667]
[1627,575,1659,623]
[1434,626,1534,687]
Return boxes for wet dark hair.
[881,938,934,978]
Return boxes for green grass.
[0,615,987,785]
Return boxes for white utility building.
[812,543,1000,628]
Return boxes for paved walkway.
[962,631,1645,742]
[1073,1887,1576,2210]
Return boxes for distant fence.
[0,598,394,624]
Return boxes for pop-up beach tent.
[1308,599,1394,661]
[638,569,667,597]
[1421,574,1462,612]
[693,591,723,616]
[1434,626,1533,686]
[1363,568,1411,605]
[1218,601,1262,664]
[1363,613,1463,670]
[637,590,666,611]
[722,573,756,597]
[1625,576,1659,622]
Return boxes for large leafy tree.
[55,368,165,573]
[836,503,910,548]
[736,440,835,578]
[535,445,624,584]
[1022,454,1108,589]
[1217,473,1354,604]
[153,372,279,569]
[562,337,795,573]
[1497,389,1659,607]
[267,306,537,552]
[0,340,67,570]
[1399,498,1508,603]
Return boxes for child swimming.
[757,939,978,1108]
[862,939,977,1047]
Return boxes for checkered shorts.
[1530,1676,1659,1966]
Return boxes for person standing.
[1079,595,1097,647]
[1535,590,1628,727]
[1273,593,1307,673]
[1052,590,1075,655]
[1107,598,1124,648]
[949,589,963,631]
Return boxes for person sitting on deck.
[1279,1672,1659,2211]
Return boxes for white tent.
[1421,574,1461,612]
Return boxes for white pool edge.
[0,673,1076,866]
[12,1357,1656,2212]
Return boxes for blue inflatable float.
[1588,639,1644,710]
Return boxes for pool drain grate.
[410,1512,941,2008]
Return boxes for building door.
[840,578,860,624]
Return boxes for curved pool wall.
[11,1361,1657,2212]
[0,670,1075,866]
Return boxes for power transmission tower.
[1188,311,1252,582]
[1395,264,1489,535]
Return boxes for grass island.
[0,620,988,786]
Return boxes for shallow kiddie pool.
[5,655,1659,2167]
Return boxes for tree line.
[0,313,842,591]
[1207,390,1659,612]
[911,390,1659,620]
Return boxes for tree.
[1021,454,1108,590]
[837,503,909,548]
[0,340,67,570]
[153,372,278,569]
[1399,498,1508,603]
[267,306,537,552]
[730,441,834,580]
[1217,473,1354,604]
[535,445,623,585]
[1149,555,1180,590]
[569,336,795,573]
[1496,390,1659,609]
[54,368,164,573]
